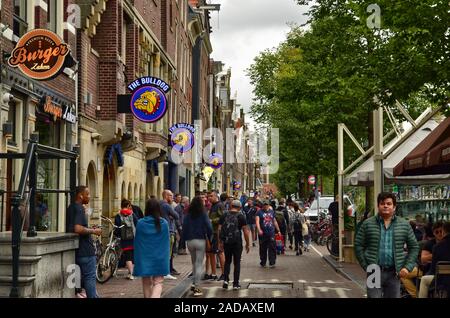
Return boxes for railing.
[0,135,79,298]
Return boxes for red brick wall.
[2,0,76,102]
[134,0,161,43]
[92,0,119,121]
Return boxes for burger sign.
[8,29,70,80]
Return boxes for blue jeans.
[76,256,98,298]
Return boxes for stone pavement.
[184,242,365,298]
[96,251,193,298]
[96,242,366,298]
[314,244,367,293]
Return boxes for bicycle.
[96,215,124,284]
[326,232,339,257]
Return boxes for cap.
[262,200,271,206]
[231,200,242,208]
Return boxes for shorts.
[122,249,134,263]
[207,235,222,254]
[249,224,256,231]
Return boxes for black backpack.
[120,214,135,241]
[220,212,241,244]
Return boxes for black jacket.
[430,235,450,288]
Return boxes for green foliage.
[249,0,449,196]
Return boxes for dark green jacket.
[354,214,419,273]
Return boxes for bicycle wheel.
[96,249,117,284]
[327,234,339,257]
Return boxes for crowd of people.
[66,187,315,298]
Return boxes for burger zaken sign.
[8,29,70,80]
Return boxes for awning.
[394,116,450,177]
[344,119,443,186]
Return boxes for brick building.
[0,0,78,232]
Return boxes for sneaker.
[203,274,211,280]
[164,274,177,280]
[209,274,218,281]
[233,284,241,290]
[217,274,225,281]
[171,270,180,276]
[193,287,203,297]
[190,284,196,291]
[127,273,135,280]
[252,242,256,247]
[260,263,266,268]
[269,264,276,268]
[76,291,87,298]
[222,281,229,290]
[178,249,188,255]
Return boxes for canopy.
[394,116,450,177]
[344,119,448,186]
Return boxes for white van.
[304,195,355,223]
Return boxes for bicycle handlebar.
[100,215,125,229]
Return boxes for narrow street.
[97,242,366,298]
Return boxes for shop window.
[7,102,17,146]
[13,0,28,38]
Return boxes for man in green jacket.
[355,192,419,298]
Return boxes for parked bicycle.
[96,215,124,284]
[326,232,339,257]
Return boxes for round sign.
[170,127,194,153]
[207,153,223,170]
[308,175,316,185]
[8,29,70,80]
[131,86,168,123]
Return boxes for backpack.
[220,212,241,244]
[261,211,275,235]
[120,214,135,241]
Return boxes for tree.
[249,0,449,196]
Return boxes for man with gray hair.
[218,200,250,290]
[176,196,190,255]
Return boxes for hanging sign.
[127,77,171,123]
[8,29,70,80]
[169,123,195,153]
[207,153,224,170]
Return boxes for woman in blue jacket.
[183,196,213,297]
[133,198,170,298]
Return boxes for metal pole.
[27,152,37,237]
[337,124,344,263]
[373,106,384,204]
[9,196,21,298]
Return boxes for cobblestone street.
[97,242,366,298]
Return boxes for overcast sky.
[209,0,310,126]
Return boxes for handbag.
[302,221,309,236]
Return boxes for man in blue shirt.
[66,186,102,298]
[255,200,280,268]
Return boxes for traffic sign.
[308,175,316,185]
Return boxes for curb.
[162,274,192,298]
[322,255,366,291]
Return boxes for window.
[47,0,57,33]
[7,102,17,146]
[13,0,28,38]
[122,20,127,62]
